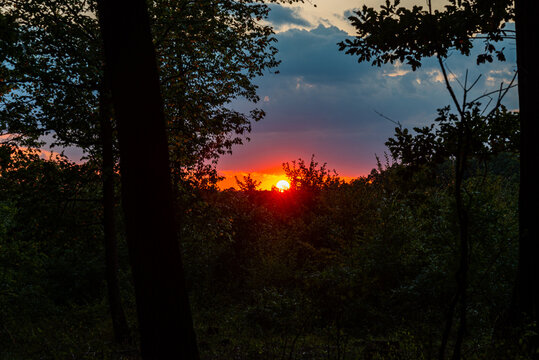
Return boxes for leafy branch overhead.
[0,0,309,184]
[386,105,519,170]
[338,0,513,70]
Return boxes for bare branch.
[484,71,518,120]
[373,109,402,128]
[462,69,469,109]
[437,54,464,117]
[470,70,518,107]
[467,74,482,92]
[480,97,493,116]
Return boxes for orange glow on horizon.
[218,168,360,191]
[219,170,286,190]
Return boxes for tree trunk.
[99,82,130,345]
[97,0,199,358]
[513,0,539,327]
[439,123,470,360]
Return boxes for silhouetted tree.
[283,155,340,193]
[1,0,305,347]
[339,0,530,357]
[236,173,262,193]
[0,0,130,343]
[513,0,539,334]
[97,0,198,357]
[340,4,538,334]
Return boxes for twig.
[483,71,518,121]
[373,109,402,128]
[469,73,518,104]
[436,53,464,117]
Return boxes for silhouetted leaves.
[339,0,514,70]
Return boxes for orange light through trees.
[276,180,290,192]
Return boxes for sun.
[276,179,290,192]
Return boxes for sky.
[216,0,518,189]
[30,0,517,190]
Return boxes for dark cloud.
[267,4,311,27]
[275,25,366,83]
[220,24,519,176]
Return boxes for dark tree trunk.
[451,138,470,360]
[513,0,539,326]
[99,82,130,345]
[97,0,199,358]
[439,121,470,360]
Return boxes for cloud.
[267,4,311,30]
[342,9,358,21]
[485,67,516,87]
[274,25,363,83]
[220,21,519,178]
[266,1,489,35]
[384,69,411,77]
[427,69,457,83]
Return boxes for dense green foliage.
[181,154,520,359]
[0,146,136,358]
[1,142,522,359]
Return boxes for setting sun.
[276,180,290,192]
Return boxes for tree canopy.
[0,0,293,181]
[339,0,514,70]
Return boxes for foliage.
[282,155,341,192]
[338,0,514,70]
[0,145,130,359]
[173,150,520,359]
[384,104,519,189]
[0,141,522,358]
[152,0,283,183]
[0,0,290,183]
[0,0,100,149]
[235,173,262,193]
[340,2,521,354]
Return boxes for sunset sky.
[217,0,518,189]
[41,0,519,190]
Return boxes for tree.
[338,0,513,71]
[283,155,340,192]
[97,0,199,357]
[0,144,109,357]
[3,0,308,354]
[338,0,532,356]
[236,173,262,193]
[1,0,305,348]
[385,102,518,358]
[0,0,131,343]
[385,105,519,173]
[0,0,284,175]
[151,0,279,187]
[97,0,306,357]
[512,0,539,337]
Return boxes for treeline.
[0,140,523,358]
